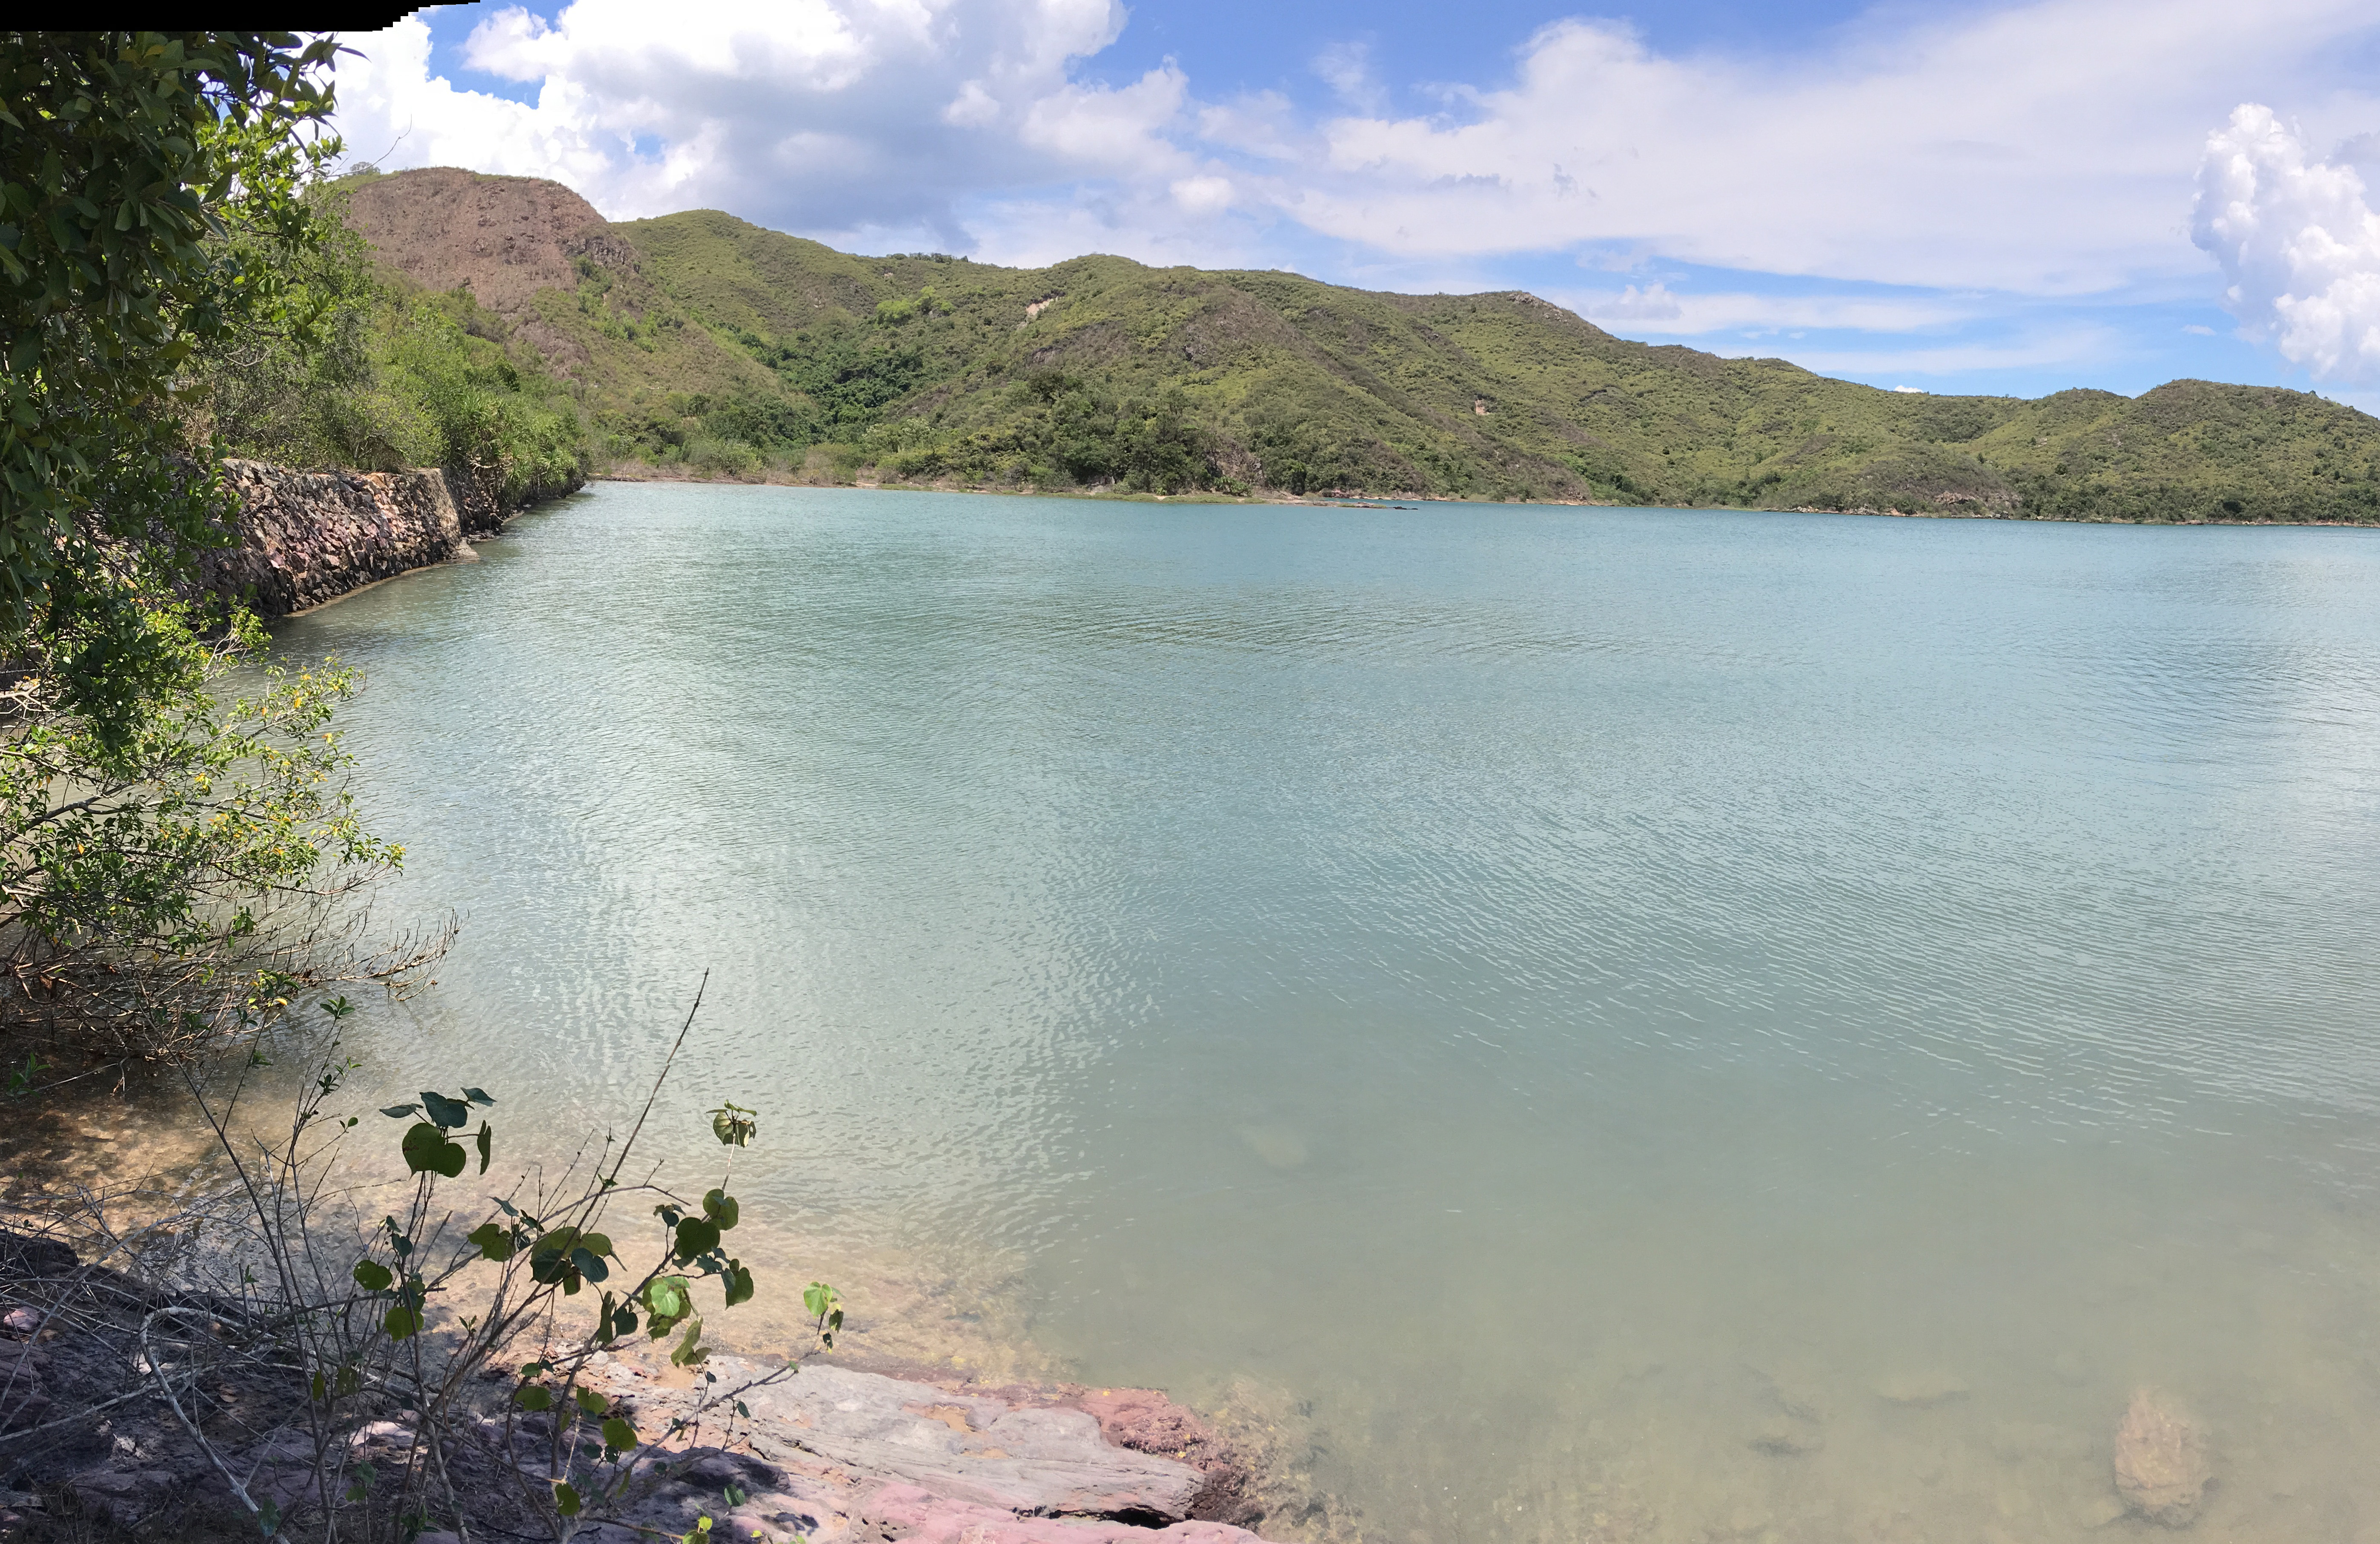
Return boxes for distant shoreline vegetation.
[258,166,2380,529]
[581,468,2380,528]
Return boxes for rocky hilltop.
[329,165,2380,522]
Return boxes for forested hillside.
[330,166,2380,523]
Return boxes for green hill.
[338,168,2380,523]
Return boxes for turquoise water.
[276,486,2380,1541]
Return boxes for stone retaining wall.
[201,459,473,618]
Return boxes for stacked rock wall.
[202,459,470,618]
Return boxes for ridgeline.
[328,166,2380,523]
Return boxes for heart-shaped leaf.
[419,1090,469,1130]
[384,1306,422,1341]
[400,1122,465,1178]
[467,1221,514,1261]
[601,1416,639,1451]
[643,1275,690,1322]
[673,1217,721,1262]
[513,1384,553,1412]
[352,1260,392,1292]
[702,1189,739,1231]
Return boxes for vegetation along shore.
[300,164,2380,524]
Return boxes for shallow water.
[261,487,2380,1541]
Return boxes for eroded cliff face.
[201,460,471,618]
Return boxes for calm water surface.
[272,486,2380,1542]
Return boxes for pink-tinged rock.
[603,1359,1209,1523]
[2112,1389,2212,1526]
[1,1307,41,1339]
[857,1482,1277,1543]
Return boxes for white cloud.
[1554,283,1975,335]
[1763,329,2117,377]
[330,0,1144,243]
[2193,103,2380,384]
[1293,0,2380,293]
[325,0,2380,329]
[1312,41,1385,115]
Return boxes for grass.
[342,174,2380,523]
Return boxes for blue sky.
[337,0,2380,405]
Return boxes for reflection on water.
[237,486,2380,1541]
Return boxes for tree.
[0,31,339,728]
[0,35,395,1060]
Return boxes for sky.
[326,0,2380,407]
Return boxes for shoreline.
[589,469,2380,530]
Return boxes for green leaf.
[601,1415,639,1451]
[399,1121,465,1178]
[553,1482,581,1517]
[384,1306,421,1341]
[723,1261,754,1308]
[463,1087,495,1105]
[467,1221,514,1261]
[513,1384,553,1412]
[570,1246,610,1283]
[380,1104,421,1119]
[673,1217,721,1261]
[475,1120,492,1175]
[710,1102,758,1146]
[702,1189,739,1231]
[668,1317,708,1369]
[419,1090,469,1129]
[351,1260,392,1292]
[643,1275,691,1322]
[574,1386,607,1416]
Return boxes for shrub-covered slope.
[341,168,2380,522]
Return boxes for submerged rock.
[1746,1415,1824,1455]
[2111,1389,2211,1527]
[1870,1371,1969,1407]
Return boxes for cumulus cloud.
[329,0,1190,247]
[2193,104,2380,384]
[326,0,2380,307]
[1296,0,2380,293]
[1557,283,1975,335]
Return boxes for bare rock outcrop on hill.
[341,166,610,314]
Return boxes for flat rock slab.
[581,1356,1289,1544]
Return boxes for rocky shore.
[0,1232,1293,1543]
